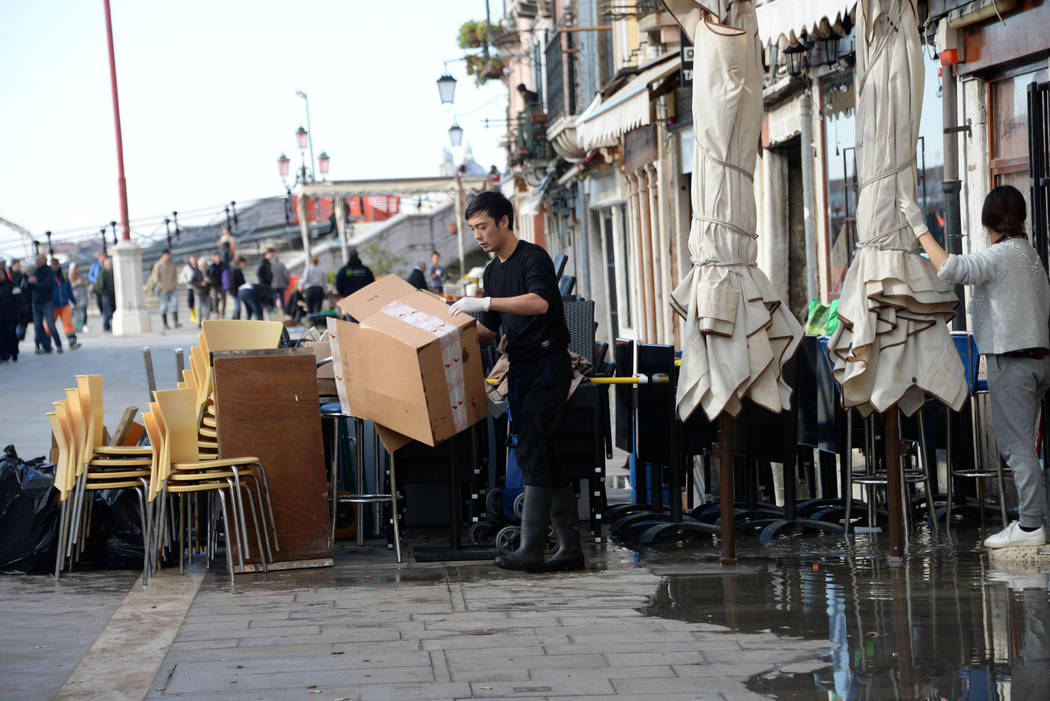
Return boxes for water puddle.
[631,528,1050,699]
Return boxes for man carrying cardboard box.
[449,191,584,573]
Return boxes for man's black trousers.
[507,351,572,488]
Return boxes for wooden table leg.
[719,413,735,566]
[885,407,904,559]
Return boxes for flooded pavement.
[630,527,1050,699]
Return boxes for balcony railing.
[513,108,553,166]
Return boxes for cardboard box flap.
[375,424,413,453]
[339,275,475,333]
[338,275,416,321]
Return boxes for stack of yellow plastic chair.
[152,388,276,585]
[50,376,154,580]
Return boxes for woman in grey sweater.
[912,185,1050,548]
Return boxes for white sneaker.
[983,521,1047,549]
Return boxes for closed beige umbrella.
[668,0,803,422]
[827,0,966,417]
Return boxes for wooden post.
[885,406,904,558]
[718,413,735,566]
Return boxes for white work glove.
[898,198,929,239]
[449,296,491,317]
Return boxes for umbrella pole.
[885,406,904,559]
[718,413,735,566]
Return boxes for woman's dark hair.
[465,191,514,230]
[982,185,1027,237]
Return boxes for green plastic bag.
[804,299,840,336]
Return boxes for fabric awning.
[755,0,857,46]
[669,3,802,421]
[827,0,966,417]
[301,175,492,199]
[576,56,679,150]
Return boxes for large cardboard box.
[337,275,487,451]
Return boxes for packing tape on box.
[380,300,468,433]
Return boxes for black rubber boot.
[543,484,585,572]
[495,486,553,573]
[173,311,181,328]
[162,313,170,329]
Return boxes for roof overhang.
[576,55,679,151]
[301,175,493,198]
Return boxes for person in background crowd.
[207,251,227,319]
[335,247,375,298]
[8,259,29,347]
[145,249,181,329]
[237,280,263,320]
[195,256,213,324]
[270,250,290,315]
[50,259,81,350]
[302,255,327,314]
[28,254,63,352]
[450,191,580,573]
[218,225,236,264]
[88,250,106,320]
[427,250,445,295]
[914,185,1050,548]
[254,253,275,318]
[179,254,201,324]
[94,256,116,333]
[286,280,308,324]
[70,263,89,332]
[407,260,427,290]
[229,256,247,319]
[257,248,273,290]
[0,260,20,363]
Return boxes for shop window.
[990,65,1050,233]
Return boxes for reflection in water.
[638,533,1050,699]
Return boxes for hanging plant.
[457,20,485,49]
[465,54,505,86]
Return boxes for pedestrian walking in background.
[915,185,1050,548]
[218,225,236,264]
[270,250,290,315]
[88,251,106,321]
[407,260,427,290]
[179,254,202,325]
[50,259,81,350]
[302,255,327,314]
[28,254,62,352]
[207,251,227,319]
[94,256,116,333]
[237,281,264,320]
[0,259,20,363]
[70,263,89,332]
[194,256,213,324]
[254,254,275,319]
[8,259,29,347]
[427,251,446,295]
[146,249,181,329]
[335,247,375,298]
[229,256,247,319]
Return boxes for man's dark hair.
[161,249,170,256]
[982,185,1027,237]
[431,250,440,257]
[266,247,276,254]
[465,191,514,230]
[236,256,246,264]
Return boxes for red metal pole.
[103,0,131,240]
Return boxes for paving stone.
[604,650,706,667]
[162,664,435,694]
[528,664,676,682]
[469,678,616,696]
[165,642,334,664]
[422,632,568,651]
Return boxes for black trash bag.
[84,488,145,570]
[0,445,60,573]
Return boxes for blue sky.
[0,0,508,255]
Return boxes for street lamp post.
[100,228,108,256]
[296,91,317,182]
[230,200,238,227]
[46,230,53,257]
[164,217,172,249]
